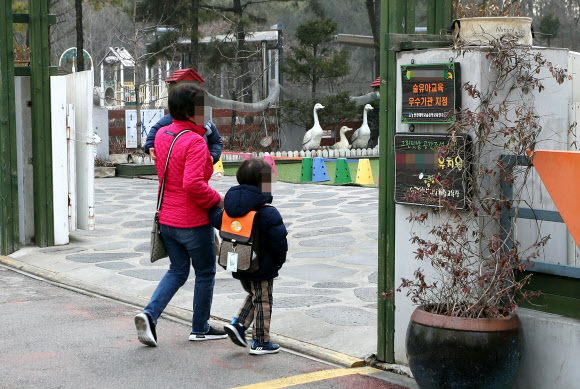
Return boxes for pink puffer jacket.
[154,119,221,228]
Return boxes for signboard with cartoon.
[394,133,470,209]
[401,63,460,124]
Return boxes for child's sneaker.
[135,312,157,347]
[224,318,247,347]
[249,340,280,355]
[189,325,228,341]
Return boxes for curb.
[0,255,365,368]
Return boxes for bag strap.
[156,130,192,213]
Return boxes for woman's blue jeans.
[143,223,216,334]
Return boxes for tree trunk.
[365,0,380,78]
[233,0,251,102]
[190,0,200,69]
[75,0,84,71]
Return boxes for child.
[209,158,288,355]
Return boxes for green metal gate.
[0,0,56,254]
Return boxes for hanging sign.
[394,133,470,209]
[401,63,460,124]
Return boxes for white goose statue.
[302,103,325,151]
[332,126,353,150]
[351,104,374,149]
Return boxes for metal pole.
[29,0,54,247]
[0,0,20,254]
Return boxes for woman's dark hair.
[236,158,272,187]
[168,84,205,121]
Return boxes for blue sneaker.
[249,339,280,355]
[224,317,247,347]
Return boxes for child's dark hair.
[168,84,205,121]
[237,158,272,188]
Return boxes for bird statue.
[302,103,325,151]
[332,126,353,150]
[351,104,374,149]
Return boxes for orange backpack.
[218,209,262,273]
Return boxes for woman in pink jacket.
[135,84,226,346]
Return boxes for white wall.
[393,47,580,387]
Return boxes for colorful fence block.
[300,157,313,182]
[356,158,374,185]
[334,158,352,184]
[312,157,330,182]
[263,155,278,177]
[213,157,224,172]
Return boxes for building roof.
[98,47,135,68]
[165,68,205,84]
[371,77,380,88]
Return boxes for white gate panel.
[67,104,77,232]
[66,71,95,230]
[50,76,69,245]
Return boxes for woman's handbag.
[150,130,192,263]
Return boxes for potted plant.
[108,138,129,165]
[393,34,568,388]
[451,0,533,46]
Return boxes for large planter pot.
[109,153,129,165]
[451,17,533,46]
[406,307,524,389]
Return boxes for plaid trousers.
[237,279,274,343]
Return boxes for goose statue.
[332,126,353,150]
[302,103,325,150]
[351,104,374,149]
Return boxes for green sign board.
[401,63,460,124]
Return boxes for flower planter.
[94,167,116,178]
[406,307,524,389]
[109,153,129,165]
[451,17,533,46]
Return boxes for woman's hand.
[217,193,225,209]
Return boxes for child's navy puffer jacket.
[209,184,288,281]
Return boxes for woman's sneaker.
[224,318,247,347]
[189,325,228,341]
[249,340,280,355]
[135,312,157,347]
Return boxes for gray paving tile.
[306,306,375,326]
[66,252,142,263]
[280,264,357,281]
[299,234,356,247]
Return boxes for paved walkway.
[6,175,382,363]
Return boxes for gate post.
[29,0,54,247]
[0,0,20,254]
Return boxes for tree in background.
[538,13,560,47]
[364,0,380,78]
[75,0,123,72]
[283,17,350,99]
